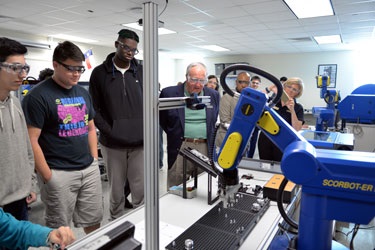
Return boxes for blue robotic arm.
[283,141,375,249]
[215,64,375,250]
[312,75,341,131]
[214,64,297,201]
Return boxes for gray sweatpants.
[100,144,144,220]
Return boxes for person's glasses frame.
[116,40,139,55]
[57,61,86,74]
[238,80,250,85]
[285,85,300,93]
[0,62,30,75]
[188,76,207,85]
[207,80,218,85]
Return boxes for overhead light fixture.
[283,0,334,19]
[48,34,98,44]
[121,21,176,35]
[9,37,50,50]
[20,40,51,50]
[198,45,230,52]
[314,35,342,44]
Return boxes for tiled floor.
[27,142,375,250]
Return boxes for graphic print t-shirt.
[22,79,95,170]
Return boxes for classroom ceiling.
[0,0,374,58]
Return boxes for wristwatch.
[265,87,270,93]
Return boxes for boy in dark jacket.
[89,29,144,219]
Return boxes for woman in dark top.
[258,77,305,161]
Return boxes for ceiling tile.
[0,0,373,56]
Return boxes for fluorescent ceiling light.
[121,22,176,35]
[314,35,342,44]
[283,0,334,19]
[157,28,176,35]
[198,45,230,52]
[20,41,51,50]
[48,34,98,44]
[9,37,51,50]
[122,22,143,31]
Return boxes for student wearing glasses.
[22,41,103,234]
[160,62,220,188]
[89,29,144,219]
[258,77,305,161]
[0,37,36,225]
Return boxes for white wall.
[158,53,177,89]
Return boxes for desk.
[121,169,295,250]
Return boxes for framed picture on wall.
[318,64,337,88]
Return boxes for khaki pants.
[38,160,103,228]
[168,141,208,188]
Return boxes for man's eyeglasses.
[0,62,30,75]
[57,61,85,74]
[116,41,139,55]
[238,80,250,85]
[188,77,207,85]
[285,85,300,93]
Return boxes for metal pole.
[143,2,159,250]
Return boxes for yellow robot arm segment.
[257,111,280,135]
[218,132,242,169]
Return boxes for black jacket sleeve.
[89,66,112,136]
